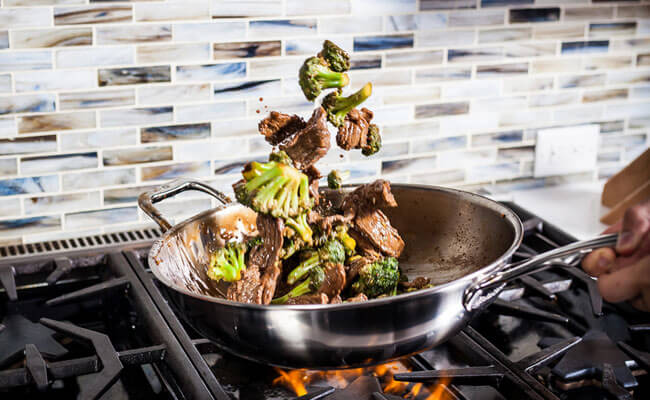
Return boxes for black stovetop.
[0,203,648,400]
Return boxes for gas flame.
[273,362,452,399]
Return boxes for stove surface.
[0,204,648,400]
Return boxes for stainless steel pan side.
[139,179,617,369]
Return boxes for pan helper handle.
[463,233,619,312]
[138,179,231,232]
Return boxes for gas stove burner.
[0,265,17,301]
[551,330,637,392]
[0,314,68,368]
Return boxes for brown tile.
[213,41,281,59]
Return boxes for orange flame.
[425,376,451,400]
[273,362,452,399]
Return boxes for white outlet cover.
[534,124,599,178]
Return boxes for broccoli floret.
[287,240,345,284]
[322,83,372,127]
[271,266,325,304]
[361,124,382,156]
[268,150,293,165]
[207,242,247,283]
[234,159,312,218]
[351,257,400,298]
[285,212,313,244]
[327,169,350,189]
[299,56,350,101]
[335,226,356,256]
[318,40,350,73]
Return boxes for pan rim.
[148,183,524,311]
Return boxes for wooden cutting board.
[600,148,650,225]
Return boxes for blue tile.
[481,0,532,7]
[0,216,61,237]
[473,130,524,147]
[141,123,211,143]
[561,40,609,55]
[0,51,52,72]
[381,155,437,174]
[412,136,467,152]
[65,207,138,230]
[0,94,56,115]
[0,135,57,156]
[214,155,267,175]
[213,79,281,100]
[21,152,98,175]
[351,55,382,70]
[353,34,414,52]
[249,19,317,38]
[509,7,559,23]
[176,62,246,82]
[0,175,59,196]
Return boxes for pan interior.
[151,185,518,299]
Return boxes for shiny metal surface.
[139,179,616,369]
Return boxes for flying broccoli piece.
[234,158,312,219]
[287,239,345,285]
[322,83,372,127]
[285,212,313,244]
[271,266,326,304]
[207,242,247,283]
[361,124,382,156]
[268,150,293,165]
[299,56,350,101]
[318,40,350,73]
[327,169,350,189]
[351,257,400,298]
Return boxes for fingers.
[616,198,650,255]
[582,248,616,276]
[597,255,650,304]
[603,220,622,234]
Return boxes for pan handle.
[138,179,231,232]
[463,233,618,312]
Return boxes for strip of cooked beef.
[346,255,373,283]
[399,277,431,290]
[304,165,322,205]
[307,211,350,235]
[258,111,306,145]
[280,107,330,170]
[346,293,368,302]
[286,293,329,305]
[336,107,373,151]
[227,214,284,304]
[340,179,397,219]
[354,209,404,258]
[329,295,342,304]
[348,229,382,260]
[317,262,346,298]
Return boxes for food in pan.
[209,40,431,304]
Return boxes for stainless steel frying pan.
[139,179,617,369]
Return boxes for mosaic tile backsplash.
[1,0,649,244]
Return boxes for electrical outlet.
[534,124,599,178]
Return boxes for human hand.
[582,197,650,311]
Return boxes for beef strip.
[336,108,373,151]
[307,211,350,235]
[286,293,329,305]
[346,255,373,283]
[348,229,382,260]
[304,165,321,205]
[258,111,306,145]
[227,215,284,304]
[345,293,368,303]
[399,277,431,290]
[317,263,346,298]
[280,107,330,170]
[354,209,405,258]
[340,179,397,219]
[329,295,342,304]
